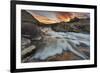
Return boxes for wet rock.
[47,52,81,61]
[21,38,31,49]
[21,45,36,56]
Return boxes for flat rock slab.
[21,45,36,56]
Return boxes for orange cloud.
[57,12,74,22]
[33,14,59,24]
[28,11,75,24]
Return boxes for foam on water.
[29,28,90,60]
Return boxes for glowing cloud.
[27,10,89,24]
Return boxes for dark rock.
[52,19,90,33]
[21,10,42,40]
[21,38,31,49]
[21,10,39,24]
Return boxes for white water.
[30,28,90,60]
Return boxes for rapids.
[29,27,90,60]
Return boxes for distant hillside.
[38,18,90,33]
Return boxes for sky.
[26,10,90,24]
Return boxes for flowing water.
[29,27,90,61]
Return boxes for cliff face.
[21,10,39,24]
[21,10,42,39]
[21,10,43,62]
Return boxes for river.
[29,27,90,61]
